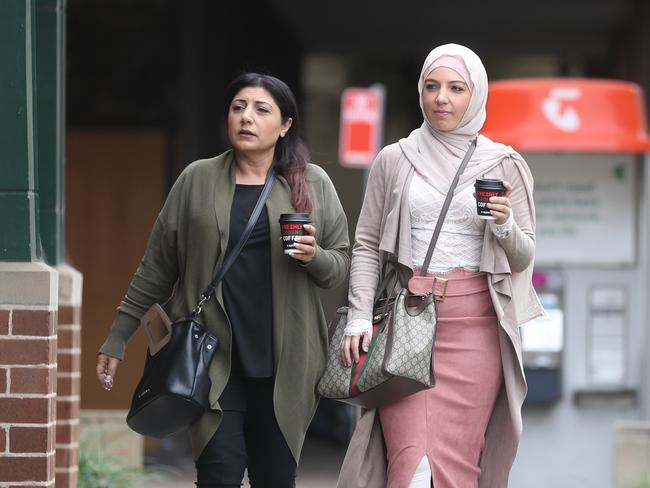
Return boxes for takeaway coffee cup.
[474,178,505,220]
[279,213,311,254]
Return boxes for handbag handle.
[192,169,277,316]
[419,138,477,277]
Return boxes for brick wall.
[55,266,82,488]
[0,263,59,488]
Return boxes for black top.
[223,184,274,378]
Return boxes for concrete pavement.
[140,434,347,487]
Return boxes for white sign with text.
[525,153,637,265]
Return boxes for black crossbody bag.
[127,171,277,437]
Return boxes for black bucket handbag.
[126,315,218,437]
[126,171,277,438]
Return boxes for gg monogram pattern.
[384,290,436,386]
[317,307,353,399]
[317,289,437,404]
[356,318,390,392]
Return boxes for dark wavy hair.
[225,73,312,213]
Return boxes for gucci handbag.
[126,171,277,437]
[317,139,476,409]
[317,264,441,408]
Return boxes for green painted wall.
[0,0,40,262]
[36,0,65,264]
[0,0,65,263]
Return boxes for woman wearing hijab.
[338,44,543,488]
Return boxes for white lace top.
[343,172,514,337]
[410,173,485,273]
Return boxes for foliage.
[77,445,138,488]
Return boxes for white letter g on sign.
[542,87,581,132]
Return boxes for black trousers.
[195,374,297,488]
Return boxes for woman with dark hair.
[95,73,350,487]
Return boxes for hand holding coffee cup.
[474,178,512,224]
[290,224,317,263]
[279,213,317,263]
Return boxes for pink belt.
[410,268,489,301]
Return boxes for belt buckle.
[432,277,448,302]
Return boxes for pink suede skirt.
[378,269,503,488]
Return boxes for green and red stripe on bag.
[317,287,437,409]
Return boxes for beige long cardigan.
[338,142,543,488]
[100,150,350,461]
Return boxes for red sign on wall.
[338,87,385,168]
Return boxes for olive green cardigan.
[100,150,350,461]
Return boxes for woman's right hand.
[340,333,371,368]
[96,353,120,391]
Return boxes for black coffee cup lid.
[279,213,311,223]
[474,178,504,189]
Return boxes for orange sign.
[339,87,385,168]
[482,79,650,153]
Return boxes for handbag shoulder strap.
[419,138,477,277]
[192,169,277,316]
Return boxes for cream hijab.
[399,43,529,195]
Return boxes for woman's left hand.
[290,224,317,263]
[487,180,513,225]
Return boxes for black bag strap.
[373,261,399,301]
[372,259,410,299]
[192,169,277,316]
[419,138,477,277]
